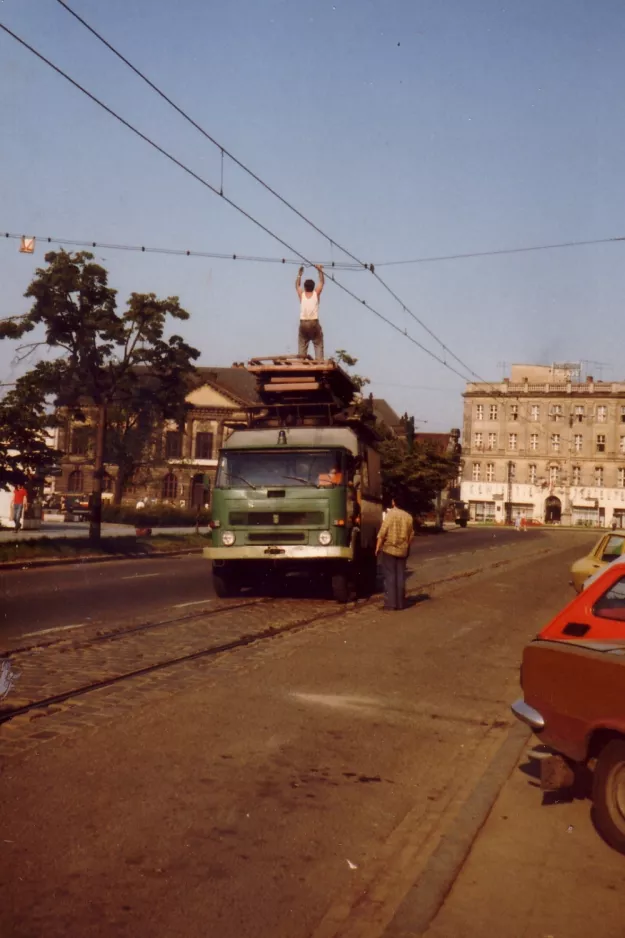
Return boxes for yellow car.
[570,531,625,592]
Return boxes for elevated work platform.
[246,356,357,410]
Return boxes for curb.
[384,722,530,937]
[0,546,204,572]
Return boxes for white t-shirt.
[300,291,319,322]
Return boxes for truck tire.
[212,571,238,599]
[592,738,625,854]
[332,571,356,604]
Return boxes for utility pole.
[505,460,513,524]
[89,403,107,544]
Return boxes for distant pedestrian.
[521,513,528,532]
[296,264,325,360]
[376,497,414,611]
[514,514,521,532]
[11,485,28,532]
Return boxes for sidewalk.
[0,521,202,541]
[424,741,625,938]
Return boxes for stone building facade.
[55,367,257,508]
[460,364,625,526]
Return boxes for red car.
[512,562,625,853]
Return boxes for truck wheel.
[592,739,625,854]
[331,571,356,604]
[212,571,238,599]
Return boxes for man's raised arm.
[315,264,325,295]
[295,266,304,299]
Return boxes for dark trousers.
[298,320,324,360]
[381,552,407,610]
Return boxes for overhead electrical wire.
[0,232,361,269]
[372,236,625,267]
[49,0,484,382]
[0,21,475,386]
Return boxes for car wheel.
[331,570,357,604]
[212,572,238,599]
[592,738,625,854]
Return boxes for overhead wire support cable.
[0,22,471,385]
[51,0,478,376]
[372,236,625,267]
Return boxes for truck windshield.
[216,450,346,489]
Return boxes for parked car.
[570,530,625,592]
[43,494,91,520]
[512,562,625,853]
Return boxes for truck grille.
[230,511,324,526]
[246,532,306,544]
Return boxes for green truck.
[203,357,383,602]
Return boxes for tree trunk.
[113,470,125,506]
[89,403,107,544]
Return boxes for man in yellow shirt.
[375,497,414,610]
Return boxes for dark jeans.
[381,552,407,610]
[13,503,24,531]
[298,320,324,360]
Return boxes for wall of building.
[460,373,625,526]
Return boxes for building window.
[549,465,560,486]
[574,434,583,453]
[165,431,183,460]
[530,433,538,451]
[489,405,498,421]
[550,404,563,421]
[508,433,517,451]
[620,437,625,455]
[472,463,481,481]
[530,405,540,422]
[575,405,585,423]
[510,404,518,421]
[475,404,484,421]
[162,472,178,499]
[194,432,214,460]
[474,432,483,449]
[528,464,537,484]
[71,426,91,456]
[67,469,84,492]
[597,434,606,453]
[597,406,607,423]
[621,407,625,424]
[486,463,495,482]
[102,472,113,493]
[508,462,516,480]
[551,434,561,453]
[595,466,604,487]
[572,465,581,485]
[619,468,625,489]
[487,432,497,450]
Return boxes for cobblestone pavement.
[0,531,593,763]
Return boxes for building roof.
[194,367,259,405]
[371,398,402,432]
[414,432,451,454]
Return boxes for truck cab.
[204,358,382,602]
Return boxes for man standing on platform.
[296,264,325,360]
[375,496,414,611]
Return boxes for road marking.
[121,572,162,580]
[21,623,87,638]
[173,599,214,608]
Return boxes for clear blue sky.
[2,0,624,430]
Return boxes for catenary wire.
[0,22,475,385]
[0,231,361,269]
[372,236,625,267]
[49,0,487,380]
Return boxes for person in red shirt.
[11,486,28,532]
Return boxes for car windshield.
[216,449,346,489]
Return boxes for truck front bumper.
[511,697,545,731]
[203,546,353,561]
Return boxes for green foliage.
[102,503,210,527]
[380,436,458,517]
[0,377,61,491]
[334,349,371,394]
[0,251,200,536]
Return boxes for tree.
[0,251,200,542]
[0,378,61,492]
[334,349,371,395]
[380,434,459,518]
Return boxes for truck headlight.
[222,531,235,546]
[318,530,332,546]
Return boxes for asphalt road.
[0,527,567,642]
[1,533,598,938]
